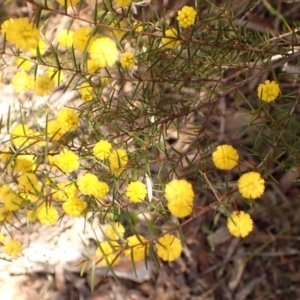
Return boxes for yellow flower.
[167,200,193,218]
[162,28,181,49]
[96,241,121,266]
[3,239,22,256]
[62,197,87,217]
[15,57,34,71]
[73,27,96,52]
[45,120,66,140]
[33,75,55,96]
[77,174,109,199]
[111,20,127,39]
[156,234,182,262]
[86,59,101,73]
[238,171,265,199]
[126,181,147,203]
[27,210,37,222]
[3,191,23,211]
[78,82,93,102]
[2,17,39,51]
[89,37,118,68]
[52,181,78,202]
[30,39,47,56]
[57,29,74,48]
[54,150,80,173]
[17,172,41,194]
[227,211,253,238]
[257,80,280,102]
[93,140,112,160]
[177,6,197,28]
[212,144,239,170]
[12,71,31,93]
[115,0,132,7]
[165,179,194,204]
[36,203,59,225]
[120,52,135,68]
[46,67,64,85]
[108,149,128,176]
[57,0,80,7]
[124,235,147,261]
[0,207,13,222]
[106,222,125,240]
[12,155,36,173]
[57,107,79,132]
[11,124,34,147]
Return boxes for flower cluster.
[238,172,265,199]
[164,179,194,218]
[257,80,280,102]
[212,144,239,170]
[156,234,182,262]
[126,181,147,203]
[77,173,109,199]
[227,211,253,238]
[177,6,197,28]
[3,239,23,257]
[162,28,181,49]
[120,52,135,68]
[1,18,39,51]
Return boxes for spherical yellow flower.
[57,0,80,7]
[124,235,147,261]
[165,179,194,204]
[86,59,101,73]
[33,75,55,96]
[238,171,265,199]
[57,29,74,48]
[62,197,87,217]
[12,71,31,93]
[77,174,109,199]
[0,207,13,222]
[167,200,193,218]
[78,82,93,102]
[11,124,34,147]
[3,239,22,256]
[52,181,78,202]
[111,20,127,39]
[120,52,135,68]
[108,149,128,176]
[115,0,132,8]
[46,67,64,85]
[12,155,36,173]
[156,234,182,262]
[45,120,66,140]
[36,203,59,225]
[27,210,36,222]
[15,57,34,71]
[94,181,109,200]
[4,192,23,211]
[162,28,181,49]
[96,241,121,266]
[54,150,80,173]
[2,17,39,51]
[126,181,147,203]
[93,140,112,160]
[257,80,280,102]
[227,211,253,238]
[30,39,47,56]
[73,27,96,52]
[89,37,118,68]
[177,6,197,28]
[17,172,41,194]
[212,144,239,170]
[106,222,125,240]
[57,107,79,132]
